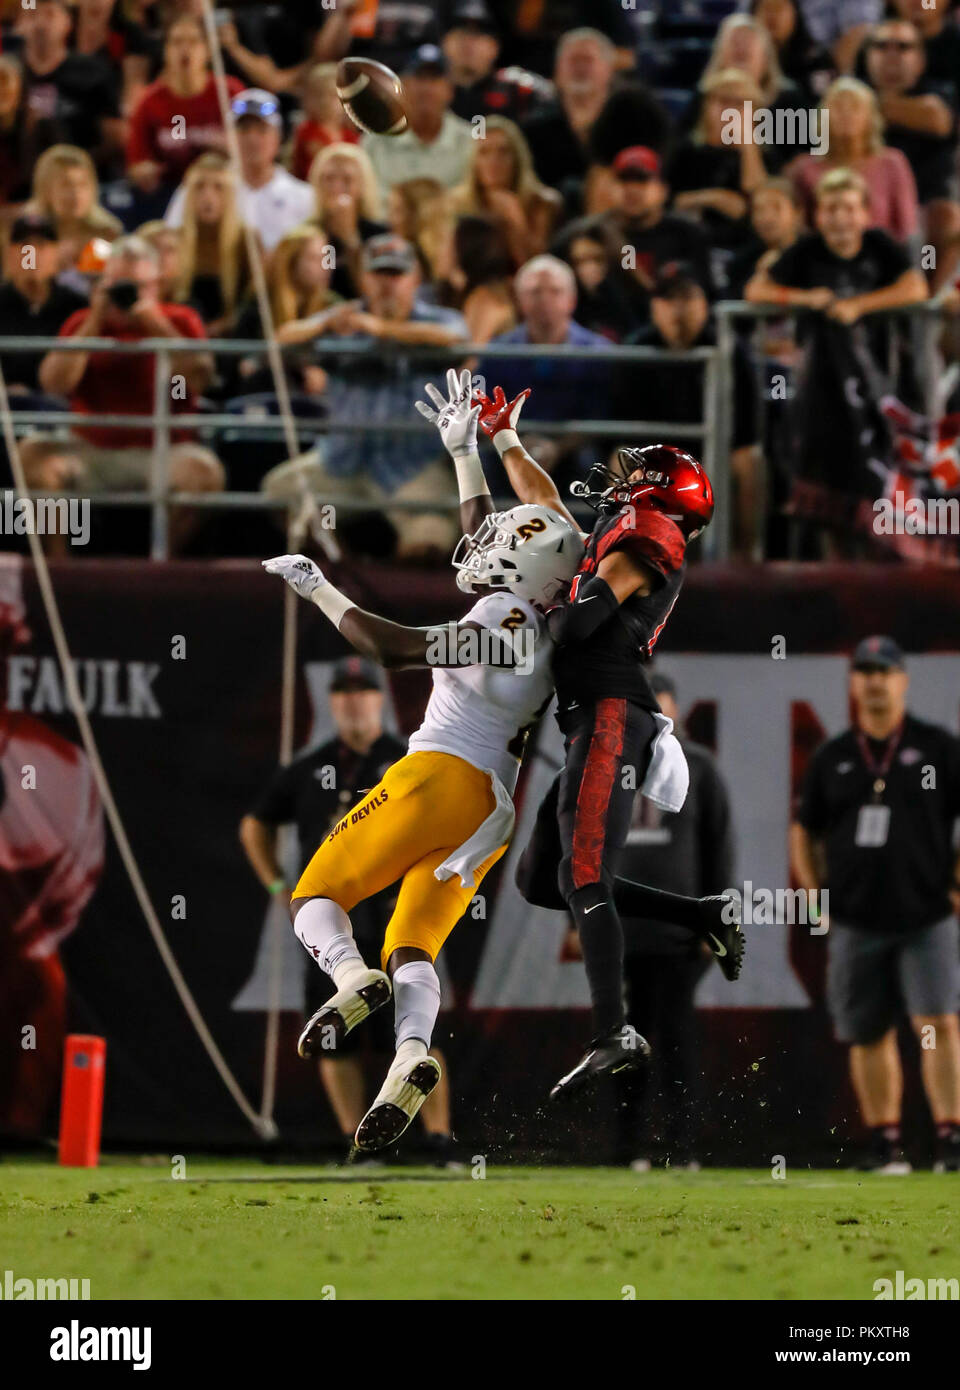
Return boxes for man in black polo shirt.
[791,636,960,1173]
[239,656,456,1162]
[0,212,87,395]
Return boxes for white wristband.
[453,449,490,503]
[310,582,357,629]
[492,428,520,458]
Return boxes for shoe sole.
[354,1059,442,1153]
[297,974,391,1059]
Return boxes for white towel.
[434,768,515,889]
[641,712,689,813]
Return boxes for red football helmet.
[571,445,715,539]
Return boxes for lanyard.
[855,721,904,803]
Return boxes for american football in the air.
[335,57,408,136]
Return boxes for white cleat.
[297,969,391,1059]
[354,1053,443,1153]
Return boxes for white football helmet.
[452,504,584,610]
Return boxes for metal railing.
[0,336,727,558]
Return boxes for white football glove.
[415,367,482,460]
[262,554,326,601]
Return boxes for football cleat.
[297,969,392,1059]
[354,1054,443,1153]
[856,1131,912,1175]
[933,1126,960,1173]
[700,893,744,982]
[550,1024,651,1102]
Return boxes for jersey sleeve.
[250,763,300,826]
[596,506,686,580]
[795,744,829,833]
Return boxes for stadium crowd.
[1,0,960,559]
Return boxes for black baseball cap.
[10,211,58,244]
[362,233,418,274]
[330,656,384,692]
[448,0,499,35]
[851,635,905,671]
[652,260,706,299]
[404,43,449,76]
[649,669,677,701]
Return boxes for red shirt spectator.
[126,15,242,192]
[56,299,207,447]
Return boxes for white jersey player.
[262,370,582,1154]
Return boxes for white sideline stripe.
[0,366,271,1139]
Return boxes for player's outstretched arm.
[415,366,494,539]
[475,385,582,535]
[262,555,525,670]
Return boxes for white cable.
[0,362,274,1140]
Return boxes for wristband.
[310,581,356,629]
[453,448,490,502]
[492,428,520,458]
[268,877,286,896]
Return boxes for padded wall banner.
[2,557,960,1162]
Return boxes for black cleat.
[856,1130,912,1175]
[550,1023,651,1102]
[933,1126,960,1173]
[700,893,744,982]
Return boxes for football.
[335,57,408,137]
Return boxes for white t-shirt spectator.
[362,112,473,193]
[164,165,315,250]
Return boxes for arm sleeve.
[795,746,828,833]
[546,574,620,645]
[250,764,299,826]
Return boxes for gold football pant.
[293,751,508,968]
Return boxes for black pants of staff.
[614,949,711,1165]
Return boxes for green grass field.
[1,1158,957,1300]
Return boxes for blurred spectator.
[791,636,960,1173]
[215,1,355,95]
[701,13,813,167]
[608,670,733,1171]
[31,145,122,281]
[787,77,919,242]
[0,56,31,205]
[70,0,153,116]
[521,28,672,216]
[668,70,768,257]
[615,262,761,557]
[164,88,314,252]
[449,115,560,265]
[746,168,927,552]
[789,0,883,73]
[435,214,516,343]
[136,218,184,301]
[552,220,639,341]
[387,178,453,283]
[888,0,960,87]
[0,211,88,393]
[442,0,552,124]
[726,176,804,297]
[126,15,242,197]
[15,0,123,175]
[304,142,388,300]
[503,0,637,77]
[289,63,359,183]
[478,253,611,497]
[362,45,473,195]
[261,234,467,561]
[750,0,833,97]
[175,153,255,336]
[38,234,213,490]
[861,18,959,288]
[15,436,87,558]
[593,146,714,310]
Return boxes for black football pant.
[516,698,658,1034]
[614,951,711,1163]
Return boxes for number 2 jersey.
[552,504,687,711]
[407,591,555,793]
